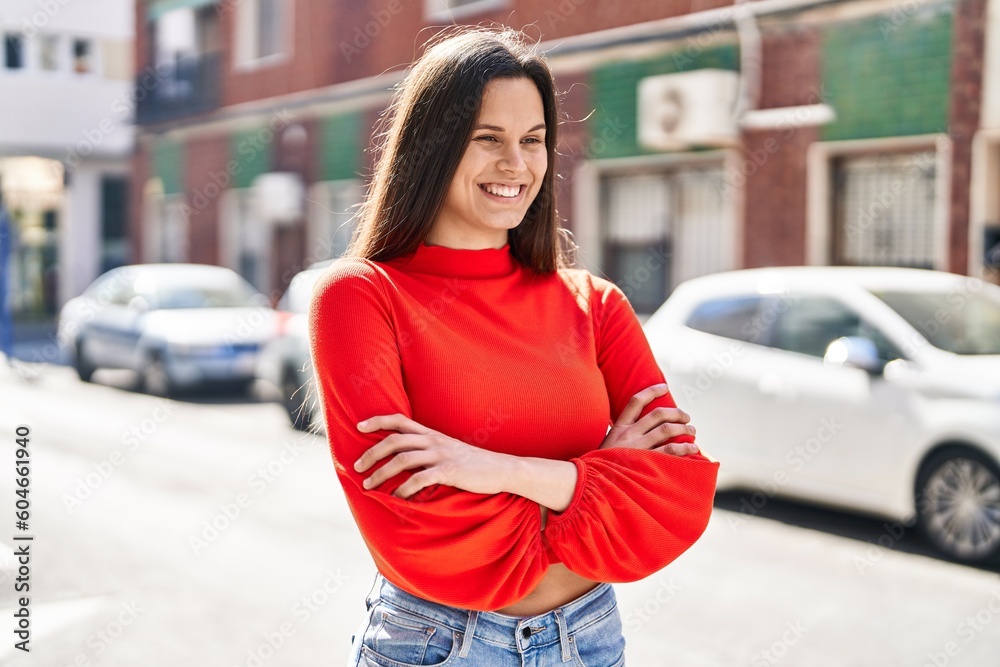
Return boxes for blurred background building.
[0,0,134,319]
[4,0,993,317]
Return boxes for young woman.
[308,27,720,667]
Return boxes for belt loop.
[554,609,572,662]
[458,610,479,658]
[365,571,381,611]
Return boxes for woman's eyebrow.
[475,123,547,132]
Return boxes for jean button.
[521,627,531,639]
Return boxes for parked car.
[57,264,277,396]
[256,260,332,430]
[643,266,1000,564]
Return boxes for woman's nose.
[498,144,527,173]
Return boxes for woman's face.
[433,77,547,247]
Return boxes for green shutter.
[589,44,739,159]
[318,112,363,182]
[153,138,183,195]
[230,126,274,190]
[821,7,953,141]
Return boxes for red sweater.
[308,240,719,611]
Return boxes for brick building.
[131,0,995,313]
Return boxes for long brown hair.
[345,26,576,274]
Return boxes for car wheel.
[142,352,174,398]
[282,368,312,431]
[916,448,1000,564]
[74,337,96,382]
[232,378,255,396]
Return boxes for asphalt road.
[1,361,998,666]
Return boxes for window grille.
[601,167,733,313]
[832,151,937,269]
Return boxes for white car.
[643,266,1000,564]
[256,260,331,430]
[58,264,277,396]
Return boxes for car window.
[686,296,776,346]
[773,296,903,362]
[872,288,1000,355]
[152,284,260,309]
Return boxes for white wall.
[58,160,131,300]
[0,0,135,160]
[155,7,197,63]
[0,0,133,41]
[0,76,135,159]
[59,163,101,301]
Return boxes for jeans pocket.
[360,603,458,667]
[569,604,627,667]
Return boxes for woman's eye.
[523,137,543,144]
[475,135,498,142]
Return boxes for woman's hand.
[354,414,512,499]
[599,383,700,456]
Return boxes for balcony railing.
[135,52,221,125]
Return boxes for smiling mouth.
[479,183,526,200]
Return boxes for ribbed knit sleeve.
[308,259,549,611]
[542,280,720,582]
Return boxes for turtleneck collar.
[384,241,518,279]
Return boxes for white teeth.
[482,184,520,198]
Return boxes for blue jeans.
[347,572,627,666]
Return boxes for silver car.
[256,260,332,430]
[58,264,277,396]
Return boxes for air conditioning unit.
[253,172,305,226]
[637,69,740,151]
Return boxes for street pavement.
[0,361,998,666]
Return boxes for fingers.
[362,448,437,491]
[649,418,696,442]
[647,424,697,450]
[393,469,438,499]
[618,420,694,452]
[633,405,692,437]
[614,384,671,427]
[357,413,433,436]
[354,433,426,474]
[653,442,701,457]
